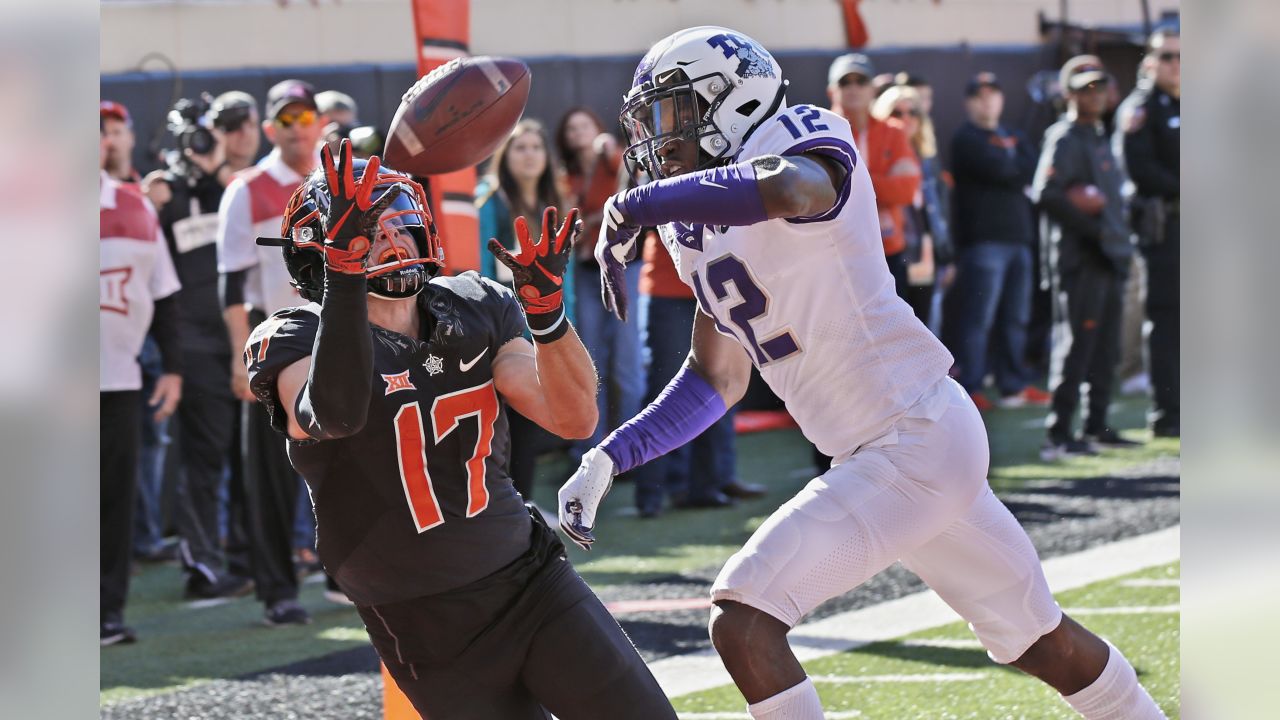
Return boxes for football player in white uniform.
[558,27,1166,720]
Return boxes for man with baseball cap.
[1032,57,1142,462]
[136,88,263,601]
[1114,27,1180,438]
[820,51,921,473]
[826,53,920,298]
[216,78,328,626]
[315,89,358,128]
[948,71,1049,412]
[101,100,139,183]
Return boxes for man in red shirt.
[100,127,183,645]
[101,100,140,184]
[827,53,921,298]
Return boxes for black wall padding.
[102,44,1062,177]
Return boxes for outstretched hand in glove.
[594,194,643,321]
[557,448,617,551]
[489,206,581,343]
[319,139,403,274]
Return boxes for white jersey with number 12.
[657,104,954,458]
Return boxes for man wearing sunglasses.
[1033,57,1141,461]
[827,53,920,301]
[1115,27,1180,439]
[216,78,329,625]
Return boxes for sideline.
[650,525,1181,699]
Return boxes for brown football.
[383,56,531,176]
[1066,184,1106,216]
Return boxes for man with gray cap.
[217,78,328,625]
[316,89,358,128]
[1033,57,1142,461]
[827,53,920,297]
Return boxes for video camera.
[167,94,216,157]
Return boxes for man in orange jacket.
[827,53,921,298]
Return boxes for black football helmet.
[258,159,444,302]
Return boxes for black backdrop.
[102,43,1078,178]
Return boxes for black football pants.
[101,390,140,623]
[171,349,236,580]
[1047,257,1125,438]
[1143,213,1179,431]
[361,517,677,720]
[243,397,301,605]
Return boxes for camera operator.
[142,91,261,599]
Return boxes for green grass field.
[102,393,1179,710]
[672,562,1181,719]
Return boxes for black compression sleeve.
[221,269,247,308]
[294,272,372,440]
[150,295,184,375]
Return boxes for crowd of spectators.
[822,30,1179,463]
[100,27,1180,643]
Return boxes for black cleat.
[101,621,137,646]
[1039,436,1098,462]
[184,573,253,600]
[263,600,311,627]
[1084,429,1143,448]
[721,480,767,500]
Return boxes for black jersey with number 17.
[246,271,531,606]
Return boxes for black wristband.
[150,296,184,375]
[220,269,247,308]
[527,307,570,344]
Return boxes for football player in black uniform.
[249,141,676,720]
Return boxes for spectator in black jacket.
[948,72,1050,412]
[1114,28,1180,437]
[1033,56,1142,460]
[140,91,262,600]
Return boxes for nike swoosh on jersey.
[699,177,727,189]
[459,347,489,372]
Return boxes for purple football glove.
[594,194,642,321]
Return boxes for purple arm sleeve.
[599,366,728,474]
[620,160,769,228]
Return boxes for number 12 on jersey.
[778,105,829,140]
[693,255,801,367]
[393,380,500,533]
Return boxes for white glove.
[557,447,617,551]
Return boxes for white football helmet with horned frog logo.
[620,26,788,178]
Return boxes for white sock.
[1062,642,1166,719]
[747,676,824,720]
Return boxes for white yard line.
[1122,578,1180,588]
[185,598,233,610]
[652,525,1180,699]
[811,672,990,684]
[686,707,865,712]
[896,637,985,649]
[1063,605,1180,615]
